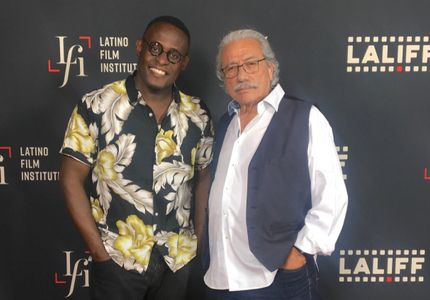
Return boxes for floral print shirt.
[60,75,213,273]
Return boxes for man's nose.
[236,65,248,81]
[156,52,170,65]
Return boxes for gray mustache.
[234,82,257,92]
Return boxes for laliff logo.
[48,36,91,88]
[347,35,430,73]
[54,250,91,298]
[339,249,426,283]
[336,145,349,180]
[0,146,12,185]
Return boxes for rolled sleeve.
[295,106,348,255]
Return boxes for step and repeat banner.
[1,0,429,299]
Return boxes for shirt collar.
[227,83,285,116]
[227,100,240,116]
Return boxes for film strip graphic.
[336,146,348,180]
[347,35,430,73]
[339,249,426,283]
[347,65,428,73]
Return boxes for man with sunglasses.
[59,16,213,300]
[202,29,348,299]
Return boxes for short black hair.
[144,15,190,45]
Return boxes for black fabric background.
[1,0,429,299]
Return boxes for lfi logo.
[54,250,91,298]
[0,146,12,185]
[48,36,92,88]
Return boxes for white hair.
[216,29,280,87]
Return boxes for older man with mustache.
[202,29,348,300]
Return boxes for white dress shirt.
[204,84,348,291]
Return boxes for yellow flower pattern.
[90,197,104,223]
[63,107,95,157]
[93,149,118,181]
[110,80,127,95]
[165,231,197,271]
[155,129,177,164]
[114,215,155,268]
[179,93,198,113]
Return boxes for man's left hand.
[281,246,307,270]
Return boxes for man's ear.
[180,55,190,71]
[267,61,274,82]
[136,40,143,57]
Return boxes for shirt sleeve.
[294,106,348,255]
[194,101,214,171]
[59,98,98,166]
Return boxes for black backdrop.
[1,0,430,299]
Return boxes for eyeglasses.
[142,39,186,64]
[221,58,266,79]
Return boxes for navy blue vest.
[206,96,312,272]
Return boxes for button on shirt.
[204,84,347,291]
